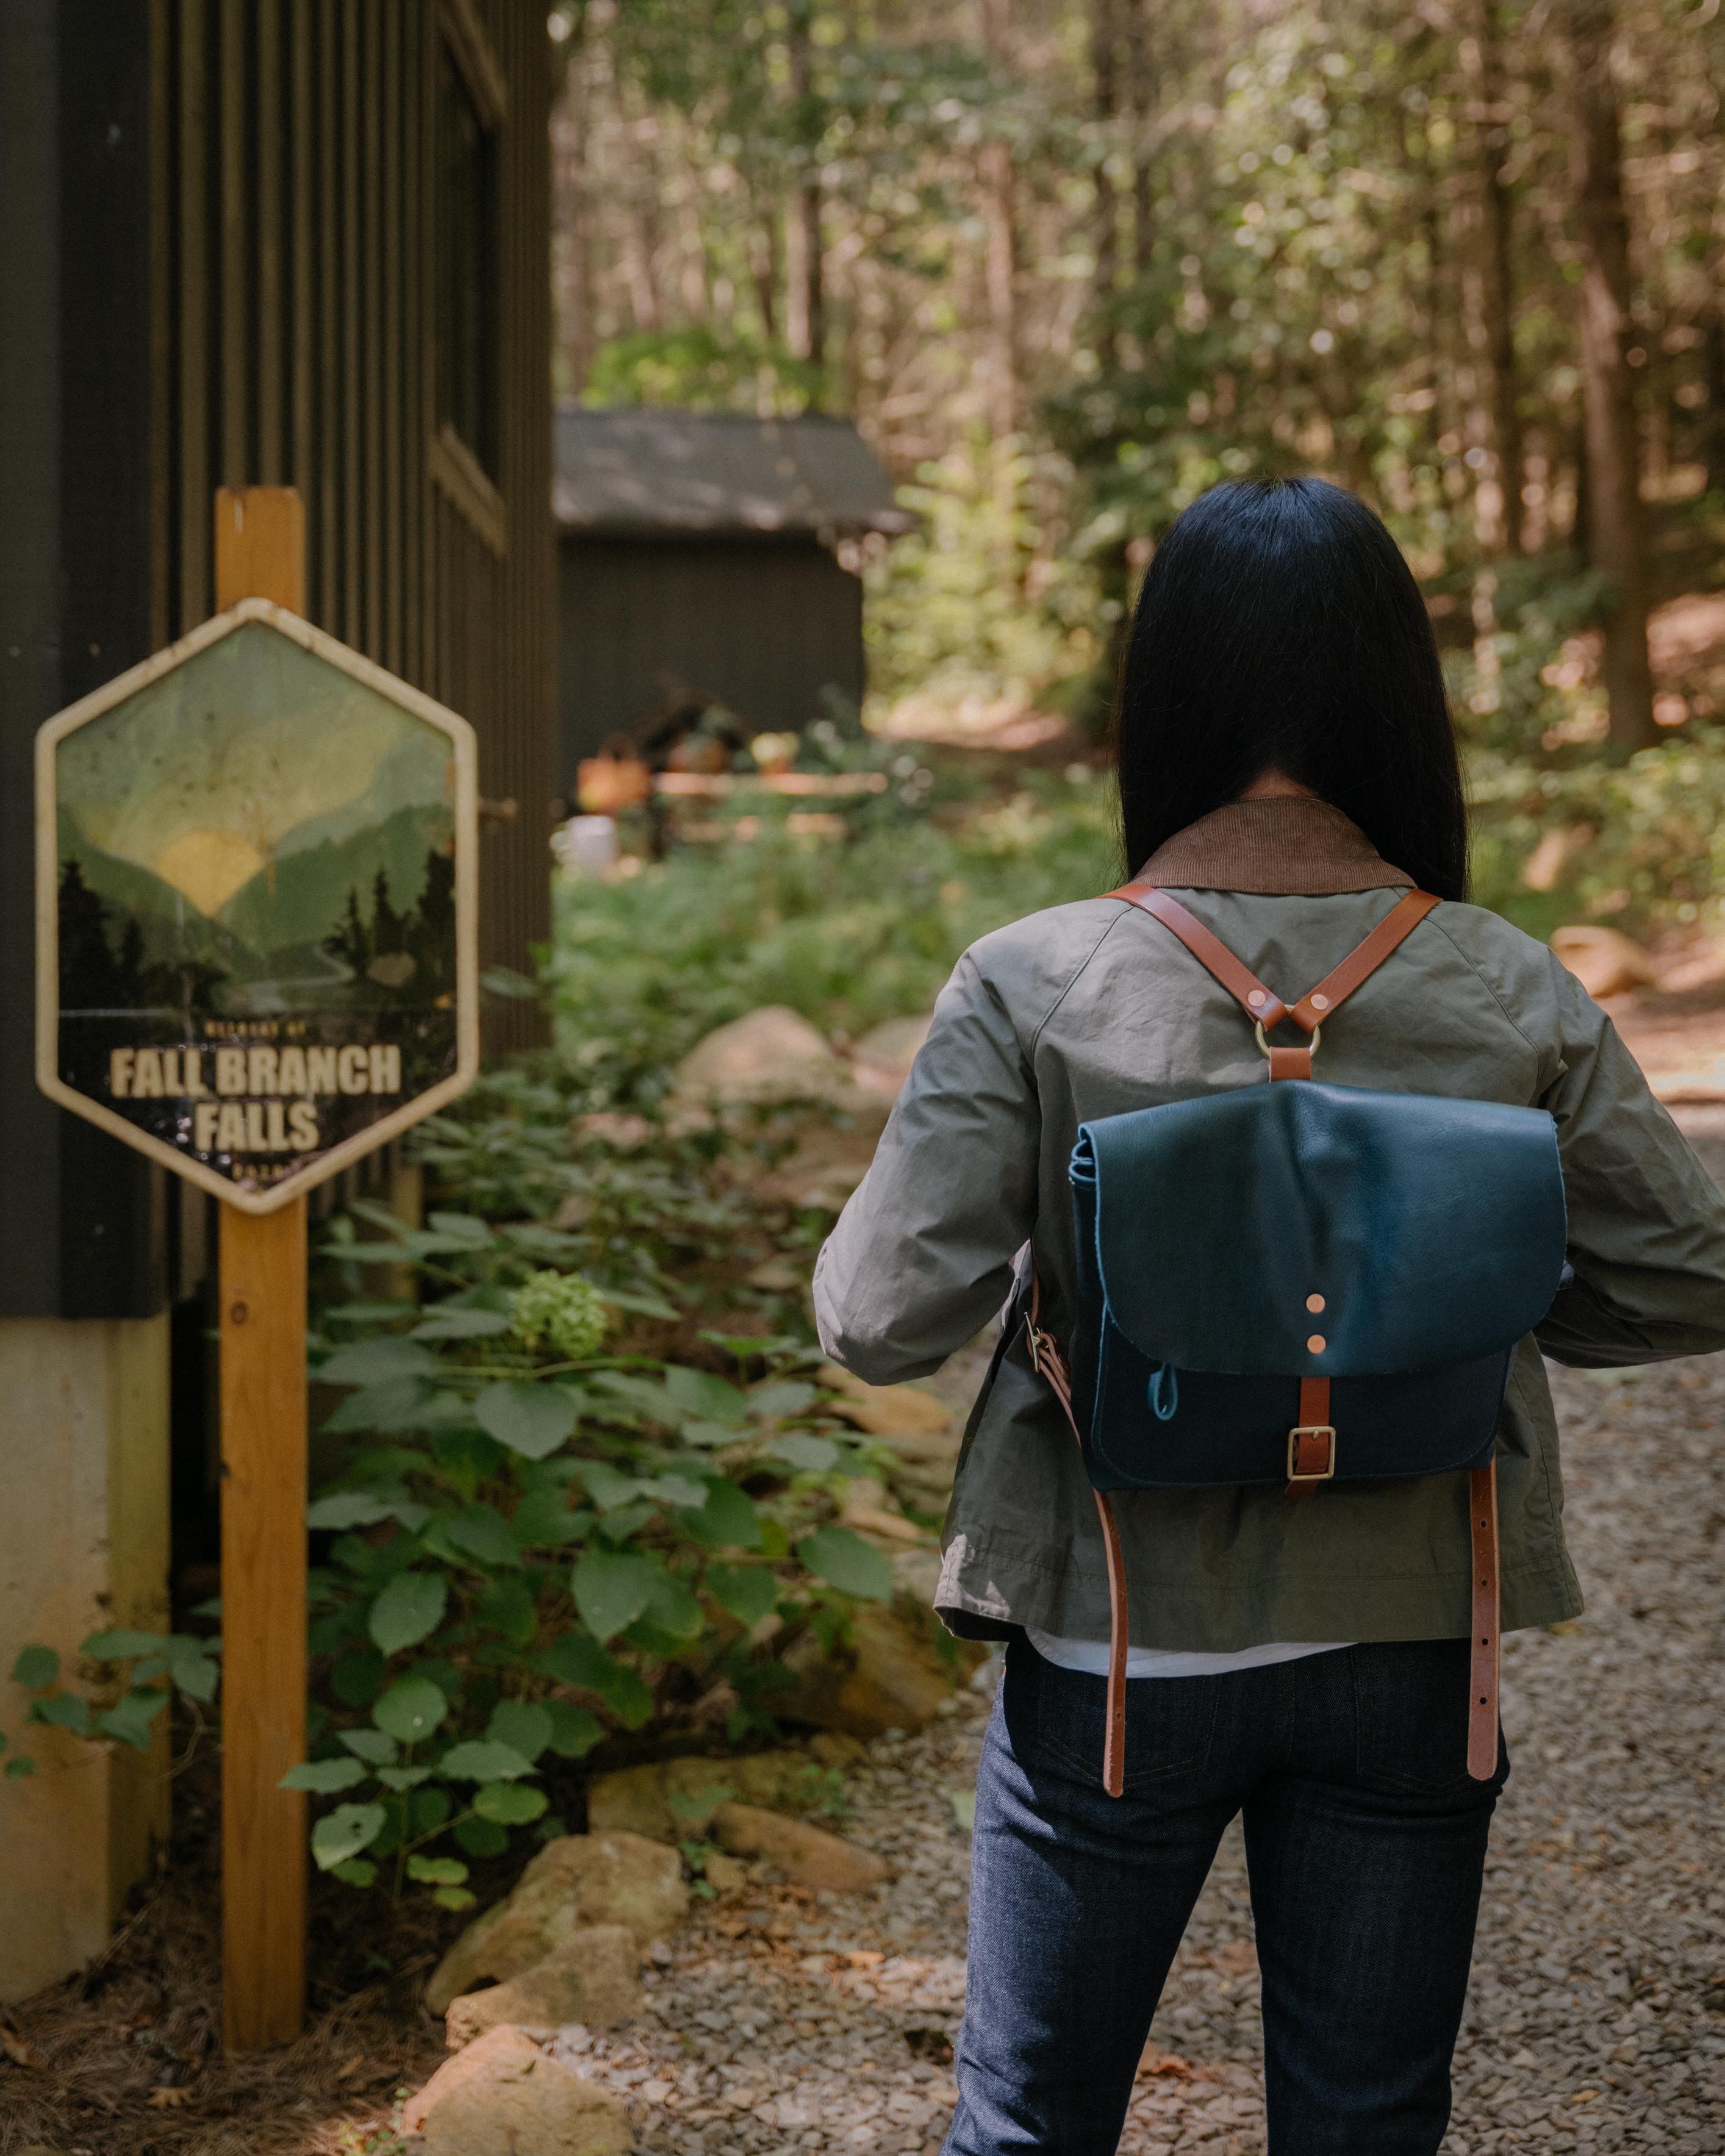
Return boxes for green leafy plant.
[3,1627,220,1778]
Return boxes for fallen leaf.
[0,2016,35,2068]
[146,2086,193,2108]
[1136,2046,1196,2080]
[845,1949,884,1969]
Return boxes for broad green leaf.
[11,1645,60,1691]
[32,1692,91,1735]
[571,1549,659,1642]
[411,1785,453,1835]
[697,1478,762,1548]
[486,1700,553,1763]
[375,1765,433,1790]
[320,1338,443,1386]
[323,1301,417,1323]
[312,1803,388,1871]
[767,1433,841,1473]
[536,1633,619,1691]
[406,1855,470,1885]
[81,1628,165,1660]
[372,1675,448,1746]
[4,1756,37,1778]
[164,1641,221,1703]
[543,1700,604,1758]
[478,1574,539,1646]
[321,1378,433,1434]
[368,1571,448,1656]
[797,1526,893,1602]
[474,1780,549,1825]
[747,1380,819,1421]
[705,1564,780,1628]
[579,1461,644,1512]
[454,1814,509,1857]
[511,1489,590,1546]
[412,1305,512,1341]
[331,1858,378,1888]
[645,1567,704,1641]
[94,1690,168,1750]
[434,1884,479,1911]
[279,1757,369,1794]
[437,1738,535,1782]
[647,1472,709,1509]
[475,1382,578,1461]
[338,1728,398,1766]
[662,1367,748,1425]
[445,1503,521,1569]
[426,1211,496,1248]
[307,1491,396,1531]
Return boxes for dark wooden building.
[1,0,554,1325]
[554,407,910,784]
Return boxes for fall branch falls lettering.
[107,1043,403,1155]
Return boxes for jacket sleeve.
[1534,956,1725,1367]
[813,951,1040,1384]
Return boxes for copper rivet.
[1307,1333,1327,1353]
[1310,993,1330,1011]
[1306,1293,1325,1314]
[1247,990,1266,1007]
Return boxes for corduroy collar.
[1138,797,1413,896]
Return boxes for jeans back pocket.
[1014,1641,1219,1792]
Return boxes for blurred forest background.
[545,0,1725,933]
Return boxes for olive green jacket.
[812,798,1725,1650]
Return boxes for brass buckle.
[1286,1425,1336,1483]
[1256,1019,1322,1062]
[1025,1322,1047,1375]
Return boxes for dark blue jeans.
[947,1636,1508,2156]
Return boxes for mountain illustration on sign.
[54,622,457,1023]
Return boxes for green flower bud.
[509,1271,609,1361]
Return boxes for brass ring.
[1255,1020,1321,1060]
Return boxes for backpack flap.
[1069,1080,1568,1490]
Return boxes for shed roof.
[553,406,914,539]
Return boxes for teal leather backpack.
[1027,884,1569,1796]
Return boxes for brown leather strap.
[1286,889,1441,1032]
[1110,883,1441,1044]
[1267,1044,1313,1082]
[1285,1375,1332,1499]
[1467,1460,1502,1781]
[1110,886,1289,1027]
[1027,1272,1128,1797]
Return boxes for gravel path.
[560,1114,1725,2155]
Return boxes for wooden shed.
[554,407,911,784]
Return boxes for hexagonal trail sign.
[37,598,478,1212]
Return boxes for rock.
[778,1605,958,1738]
[850,1014,933,1095]
[405,2024,631,2156]
[672,1007,852,1109]
[807,1731,868,1767]
[444,1929,641,2048]
[404,2026,542,2132]
[702,1850,749,1894]
[426,1831,687,2013]
[1550,924,1657,999]
[840,1477,933,1544]
[710,1803,889,1892]
[818,1363,953,1438]
[585,1750,824,1843]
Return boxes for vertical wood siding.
[149,0,554,1053]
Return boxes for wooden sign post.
[213,488,311,2049]
[35,488,479,2050]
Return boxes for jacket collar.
[1138,797,1412,896]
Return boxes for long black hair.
[1114,476,1468,900]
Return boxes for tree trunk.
[1460,2,1523,553]
[1091,0,1121,356]
[550,13,597,395]
[783,2,825,380]
[1125,0,1156,279]
[1565,0,1658,750]
[978,0,1018,440]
